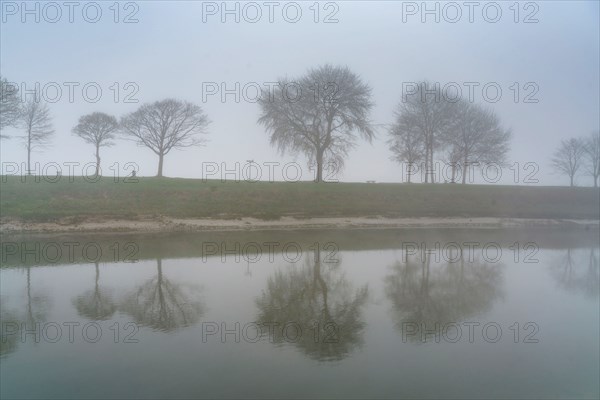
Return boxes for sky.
[0,0,598,185]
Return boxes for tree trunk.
[157,153,164,177]
[570,174,574,187]
[27,132,32,175]
[27,267,33,323]
[95,144,101,177]
[462,157,468,184]
[451,163,456,183]
[429,141,435,184]
[424,145,429,183]
[315,149,323,183]
[594,175,598,188]
[406,163,412,183]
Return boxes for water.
[1,228,598,399]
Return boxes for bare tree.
[442,100,511,184]
[72,112,119,176]
[258,65,375,182]
[393,81,450,183]
[551,138,585,187]
[0,76,20,136]
[583,130,600,187]
[120,99,210,177]
[388,115,425,183]
[19,96,54,175]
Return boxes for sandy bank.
[1,216,598,234]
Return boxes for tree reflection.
[25,267,48,326]
[0,300,20,357]
[385,249,503,342]
[256,248,368,362]
[73,262,116,320]
[119,258,204,332]
[550,248,599,299]
[0,268,49,357]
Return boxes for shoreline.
[1,216,598,234]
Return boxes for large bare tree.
[120,99,210,177]
[551,138,585,187]
[393,81,451,183]
[19,96,54,175]
[258,65,375,182]
[72,112,119,176]
[441,100,511,184]
[583,130,600,187]
[0,76,20,137]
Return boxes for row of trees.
[551,132,600,187]
[388,81,511,183]
[1,69,599,185]
[1,76,210,177]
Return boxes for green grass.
[0,176,598,222]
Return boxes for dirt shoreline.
[1,216,598,234]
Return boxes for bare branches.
[19,96,54,174]
[72,112,119,147]
[0,76,20,135]
[120,99,210,177]
[257,64,374,182]
[392,81,451,183]
[389,86,510,184]
[583,131,600,187]
[442,100,511,183]
[72,112,119,176]
[551,138,585,187]
[388,111,425,183]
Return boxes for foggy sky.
[1,1,598,185]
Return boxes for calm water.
[1,228,599,399]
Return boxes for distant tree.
[0,76,20,136]
[120,99,209,177]
[19,96,54,175]
[258,65,375,182]
[551,138,585,187]
[388,115,425,183]
[393,81,451,183]
[442,100,511,184]
[72,112,119,176]
[583,130,600,187]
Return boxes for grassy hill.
[0,176,598,222]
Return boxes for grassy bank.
[0,176,598,222]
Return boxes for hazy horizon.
[1,0,598,185]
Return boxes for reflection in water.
[256,248,369,362]
[0,267,50,357]
[0,300,20,357]
[385,249,503,342]
[73,262,116,320]
[24,267,49,326]
[119,258,205,332]
[550,248,599,299]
